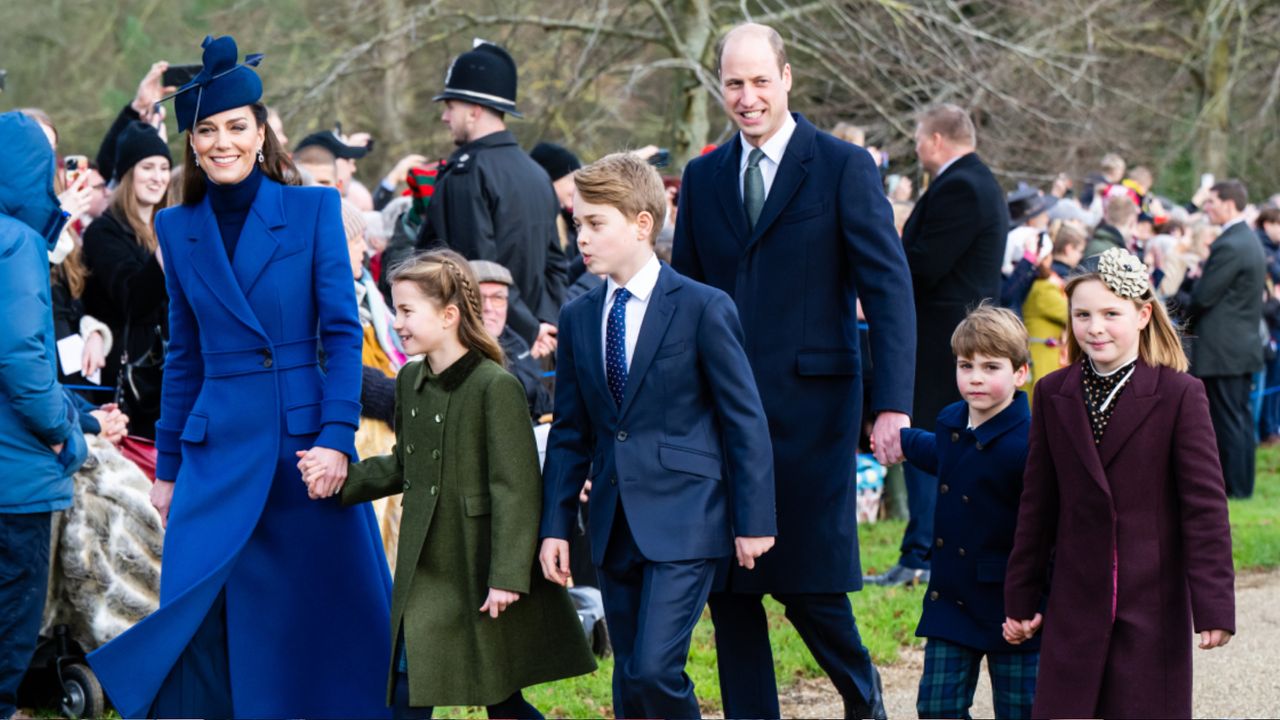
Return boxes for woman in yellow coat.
[1022,222,1087,393]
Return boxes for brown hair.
[294,144,337,169]
[50,246,88,298]
[1051,221,1087,256]
[182,102,299,205]
[951,302,1030,369]
[716,23,788,76]
[1063,275,1188,372]
[1210,180,1249,212]
[1102,193,1139,226]
[915,104,976,148]
[1257,206,1280,230]
[18,107,57,146]
[831,122,866,146]
[574,152,667,240]
[110,165,171,253]
[388,249,503,365]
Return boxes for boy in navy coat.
[895,305,1040,719]
[539,153,776,719]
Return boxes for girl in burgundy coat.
[1003,247,1235,718]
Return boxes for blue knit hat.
[165,35,264,133]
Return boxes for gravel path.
[779,569,1280,718]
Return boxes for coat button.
[261,349,273,368]
[430,486,438,496]
[950,432,959,442]
[929,591,939,601]
[410,408,418,418]
[434,414,442,423]
[975,442,985,451]
[958,548,966,557]
[956,599,965,607]
[403,480,411,491]
[432,449,441,459]
[940,484,949,494]
[406,445,415,455]
[616,431,628,442]
[962,495,970,503]
[935,538,944,548]
[610,476,618,485]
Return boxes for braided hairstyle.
[389,249,504,365]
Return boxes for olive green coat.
[343,352,595,707]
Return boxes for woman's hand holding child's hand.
[480,588,520,619]
[295,447,349,499]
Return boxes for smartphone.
[162,64,203,88]
[1199,173,1215,191]
[64,155,90,186]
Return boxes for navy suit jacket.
[901,393,1038,653]
[672,114,916,592]
[540,263,776,564]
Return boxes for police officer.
[416,40,566,354]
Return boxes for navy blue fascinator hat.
[164,35,264,133]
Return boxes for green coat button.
[432,449,441,459]
[406,445,415,455]
[403,480,411,491]
[411,408,418,418]
[434,414,443,423]
[430,486,438,496]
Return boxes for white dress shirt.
[935,153,963,180]
[601,254,662,372]
[738,113,797,201]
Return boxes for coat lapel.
[186,198,267,338]
[618,266,677,419]
[713,139,750,247]
[746,115,814,248]
[231,178,286,296]
[1048,363,1111,497]
[579,282,614,419]
[1097,361,1161,468]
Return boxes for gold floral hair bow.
[1096,247,1151,299]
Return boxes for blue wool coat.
[672,114,916,593]
[901,393,1039,653]
[88,178,392,719]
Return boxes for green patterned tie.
[744,148,765,230]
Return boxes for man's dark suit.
[1190,219,1266,497]
[673,114,915,717]
[541,264,775,718]
[898,152,1006,570]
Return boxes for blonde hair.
[574,152,667,237]
[388,249,503,365]
[110,165,170,253]
[951,302,1030,369]
[831,122,866,146]
[1064,274,1188,372]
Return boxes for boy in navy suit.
[893,305,1039,719]
[539,153,776,719]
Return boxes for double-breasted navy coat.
[89,178,393,718]
[672,114,916,593]
[901,393,1039,653]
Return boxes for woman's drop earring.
[257,148,265,164]
[192,150,200,168]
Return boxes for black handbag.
[114,321,167,418]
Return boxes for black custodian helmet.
[433,40,522,118]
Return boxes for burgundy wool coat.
[1005,359,1235,719]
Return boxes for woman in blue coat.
[88,36,392,719]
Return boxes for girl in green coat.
[302,250,594,718]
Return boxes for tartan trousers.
[917,637,1038,719]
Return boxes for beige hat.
[469,259,514,286]
[340,199,366,243]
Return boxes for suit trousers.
[900,462,938,569]
[708,591,877,718]
[1203,373,1256,498]
[0,512,51,717]
[596,505,716,719]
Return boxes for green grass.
[1231,446,1280,572]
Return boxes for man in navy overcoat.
[672,23,915,719]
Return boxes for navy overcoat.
[673,114,916,593]
[89,178,393,718]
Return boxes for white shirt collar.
[935,153,965,179]
[1222,216,1246,232]
[739,113,797,169]
[605,253,662,304]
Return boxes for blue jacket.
[901,392,1038,652]
[0,111,87,513]
[541,263,776,563]
[89,178,391,718]
[673,114,916,593]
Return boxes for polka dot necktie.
[606,287,631,407]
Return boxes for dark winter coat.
[1188,220,1266,378]
[344,353,595,706]
[1005,361,1235,718]
[902,153,1006,433]
[901,393,1038,653]
[416,131,568,344]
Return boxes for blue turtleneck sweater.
[206,166,263,262]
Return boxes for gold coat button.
[950,432,959,442]
[940,484,949,494]
[929,591,939,601]
[935,538,944,548]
